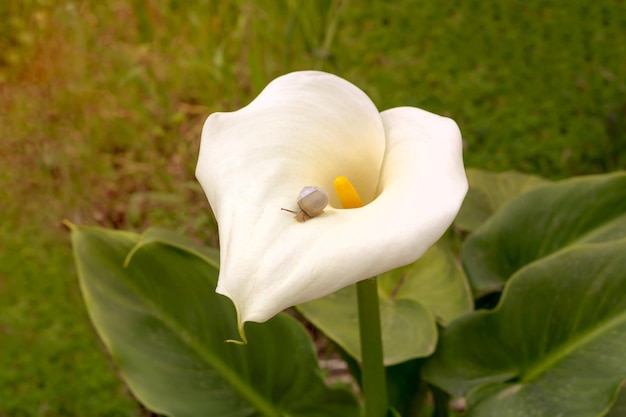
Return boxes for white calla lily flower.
[196,71,467,337]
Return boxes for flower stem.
[357,277,388,417]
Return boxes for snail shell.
[282,186,329,222]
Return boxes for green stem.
[357,277,388,417]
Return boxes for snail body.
[282,186,329,222]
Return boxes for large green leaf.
[298,283,436,367]
[297,240,472,365]
[123,227,220,269]
[423,239,626,417]
[71,225,358,417]
[377,241,473,326]
[463,172,626,294]
[455,169,550,232]
[606,386,626,417]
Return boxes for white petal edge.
[196,71,385,215]
[213,108,466,325]
[196,72,468,329]
[196,71,388,324]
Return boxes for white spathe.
[196,71,468,328]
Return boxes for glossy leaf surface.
[455,168,550,232]
[298,240,472,365]
[424,239,626,417]
[71,226,359,417]
[463,172,626,294]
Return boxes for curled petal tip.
[225,316,247,344]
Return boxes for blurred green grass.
[0,0,624,415]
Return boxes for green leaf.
[70,225,359,417]
[423,239,626,417]
[387,407,402,417]
[606,385,626,417]
[297,240,472,365]
[124,227,220,268]
[377,240,473,326]
[455,169,550,232]
[300,281,436,366]
[463,172,626,294]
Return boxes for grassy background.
[1,0,624,415]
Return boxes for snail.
[281,186,329,222]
